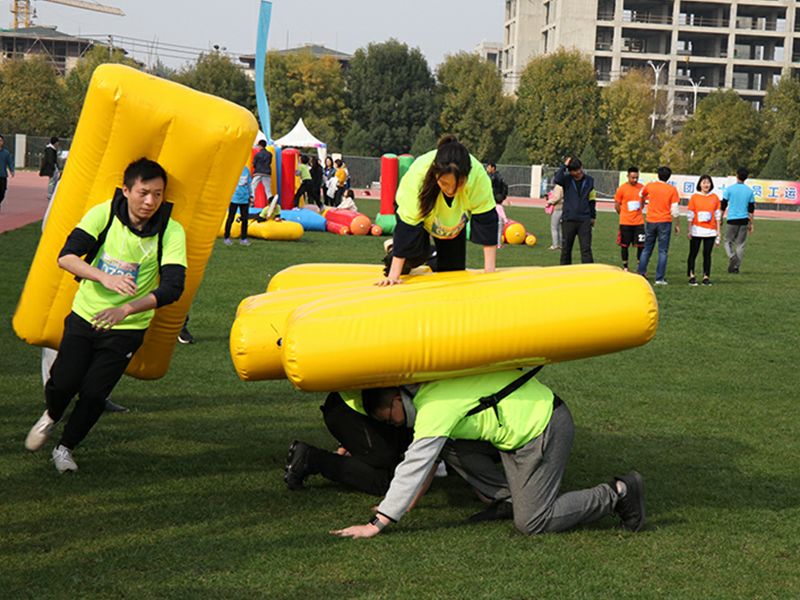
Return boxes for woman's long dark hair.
[418,134,472,218]
[697,174,714,193]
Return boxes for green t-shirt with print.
[396,150,496,239]
[71,200,187,330]
[297,163,311,181]
[412,371,554,451]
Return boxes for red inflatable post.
[281,148,299,210]
[379,154,399,215]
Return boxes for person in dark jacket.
[309,156,324,208]
[486,162,508,203]
[39,136,61,201]
[251,140,272,201]
[0,134,15,211]
[553,157,596,265]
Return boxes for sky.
[2,0,505,68]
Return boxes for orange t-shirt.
[687,192,720,235]
[614,182,644,226]
[641,181,679,223]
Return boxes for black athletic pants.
[560,220,593,265]
[225,203,249,239]
[620,245,642,265]
[309,393,412,496]
[687,236,715,277]
[45,313,145,449]
[0,177,7,208]
[397,227,468,273]
[294,180,321,208]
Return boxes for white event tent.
[273,118,328,160]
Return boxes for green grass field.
[2,199,799,599]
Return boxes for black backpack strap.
[465,365,545,427]
[75,192,119,281]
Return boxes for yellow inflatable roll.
[229,264,651,386]
[218,218,303,241]
[13,64,258,379]
[231,265,513,380]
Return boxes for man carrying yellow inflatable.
[330,369,645,538]
[24,158,187,473]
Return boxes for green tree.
[581,142,602,169]
[266,51,349,150]
[515,48,600,165]
[64,45,140,130]
[409,123,437,156]
[437,52,513,162]
[341,122,371,155]
[599,69,658,171]
[658,130,691,173]
[175,52,253,110]
[346,39,436,155]
[498,129,529,165]
[762,76,800,149]
[759,142,788,180]
[0,57,69,136]
[680,90,766,175]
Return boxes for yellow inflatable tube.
[218,219,304,241]
[280,266,658,391]
[12,64,258,379]
[230,264,627,382]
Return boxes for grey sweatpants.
[724,223,749,271]
[501,401,617,535]
[550,208,563,248]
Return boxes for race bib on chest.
[627,200,641,212]
[97,252,141,281]
[698,211,713,223]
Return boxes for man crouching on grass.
[25,158,187,473]
[331,370,645,538]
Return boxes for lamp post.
[647,60,665,130]
[687,75,705,114]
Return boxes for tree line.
[2,42,798,178]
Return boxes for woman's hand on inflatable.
[376,276,402,287]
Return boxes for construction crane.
[11,0,125,29]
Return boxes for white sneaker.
[25,410,56,451]
[223,238,233,246]
[52,445,78,473]
[655,280,669,286]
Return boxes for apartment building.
[502,0,800,123]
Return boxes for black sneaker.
[284,441,312,490]
[688,276,698,286]
[702,278,712,286]
[104,398,129,413]
[613,471,645,532]
[467,499,514,523]
[177,325,194,344]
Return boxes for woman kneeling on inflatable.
[378,135,499,286]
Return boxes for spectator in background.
[322,156,336,206]
[553,157,596,265]
[337,189,358,211]
[486,162,508,204]
[39,137,61,202]
[0,134,15,211]
[224,165,253,246]
[310,156,324,208]
[637,166,680,285]
[544,184,563,250]
[251,140,272,202]
[721,167,756,274]
[294,155,320,209]
[334,159,347,205]
[614,167,645,272]
[686,174,721,286]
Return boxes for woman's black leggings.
[225,203,249,239]
[687,236,715,277]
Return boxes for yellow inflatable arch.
[13,64,258,379]
[230,264,659,390]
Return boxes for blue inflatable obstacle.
[280,208,327,231]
